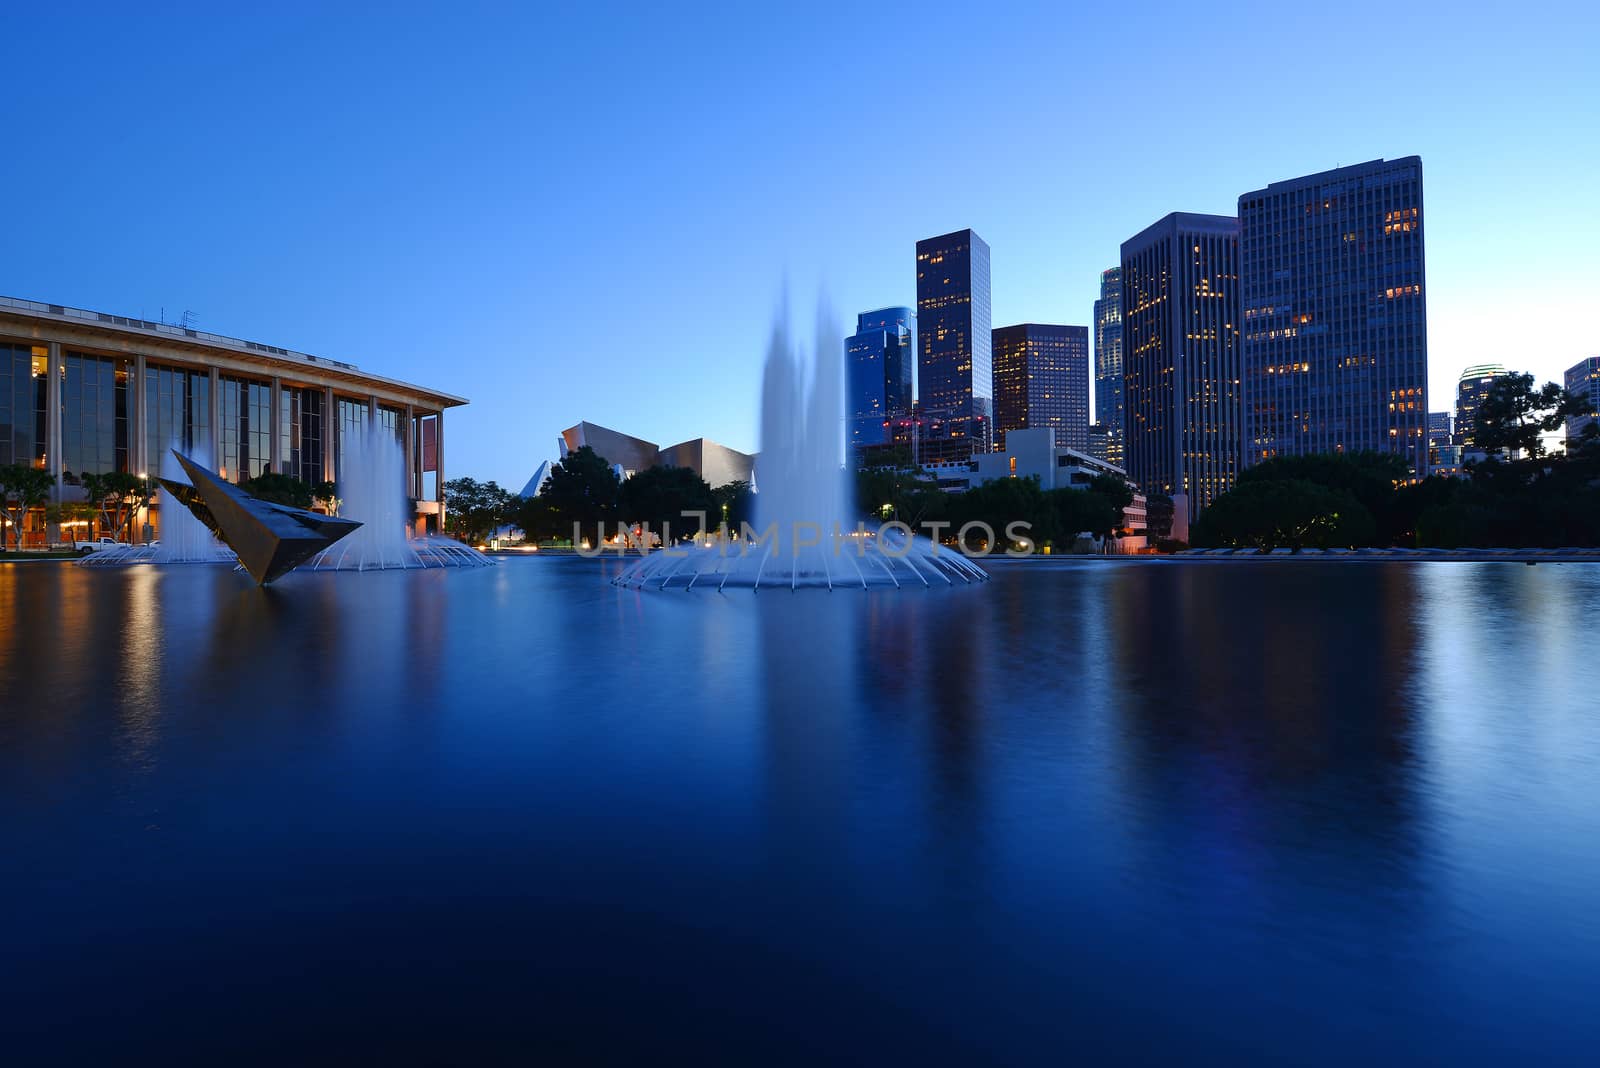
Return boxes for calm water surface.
[2,557,1597,1063]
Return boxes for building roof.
[1121,212,1239,257]
[1240,156,1423,199]
[0,294,468,409]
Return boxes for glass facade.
[1121,214,1242,523]
[145,362,211,467]
[1454,364,1506,449]
[916,229,992,454]
[219,375,273,482]
[1239,157,1428,476]
[62,351,130,476]
[846,307,914,456]
[280,385,325,485]
[335,397,369,481]
[1564,357,1600,446]
[0,343,48,469]
[992,324,1090,453]
[1093,267,1125,468]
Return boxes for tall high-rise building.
[1239,157,1429,476]
[845,307,914,456]
[1455,363,1507,449]
[1093,267,1125,468]
[1563,356,1600,446]
[1120,212,1242,525]
[915,229,992,455]
[992,324,1089,452]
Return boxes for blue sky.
[6,2,1597,485]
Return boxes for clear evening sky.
[6,2,1597,486]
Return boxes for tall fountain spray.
[613,304,987,591]
[309,426,493,571]
[328,427,416,570]
[152,444,232,563]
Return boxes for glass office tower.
[846,307,914,456]
[992,324,1089,452]
[915,229,992,455]
[1565,357,1600,446]
[1454,363,1507,449]
[1121,212,1242,524]
[1093,267,1124,468]
[1239,157,1429,477]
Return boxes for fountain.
[153,444,236,564]
[613,308,987,591]
[309,426,493,571]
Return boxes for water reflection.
[1,558,1597,1062]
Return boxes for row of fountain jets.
[82,429,491,571]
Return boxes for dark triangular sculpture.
[159,450,362,585]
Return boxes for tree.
[444,477,514,544]
[1047,486,1118,549]
[1086,474,1134,531]
[618,465,716,541]
[240,471,315,509]
[712,480,754,531]
[1472,372,1591,461]
[1145,492,1175,540]
[513,446,618,545]
[310,480,340,515]
[0,464,55,551]
[78,471,153,542]
[1191,478,1375,551]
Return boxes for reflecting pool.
[2,558,1597,1062]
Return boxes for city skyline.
[3,5,1597,487]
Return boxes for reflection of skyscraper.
[992,324,1089,452]
[1239,158,1429,476]
[1564,356,1600,446]
[1454,363,1506,449]
[1121,212,1242,525]
[846,307,914,455]
[916,229,992,455]
[1093,267,1124,467]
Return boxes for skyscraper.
[916,229,992,455]
[1120,212,1242,526]
[1093,267,1125,468]
[1239,157,1429,476]
[1455,363,1507,449]
[1563,356,1599,447]
[992,324,1089,452]
[845,307,914,456]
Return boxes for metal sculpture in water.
[159,451,362,585]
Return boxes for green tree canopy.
[1191,478,1375,551]
[617,465,716,540]
[1473,372,1590,461]
[445,477,515,544]
[0,464,55,550]
[514,446,618,544]
[240,471,315,509]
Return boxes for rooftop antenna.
[179,309,198,329]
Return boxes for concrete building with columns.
[0,296,464,544]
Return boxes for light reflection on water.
[0,557,1597,1062]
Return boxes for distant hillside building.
[556,421,754,487]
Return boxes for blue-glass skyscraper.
[1239,157,1429,476]
[916,229,992,455]
[846,307,914,455]
[1565,357,1600,446]
[1093,267,1124,468]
